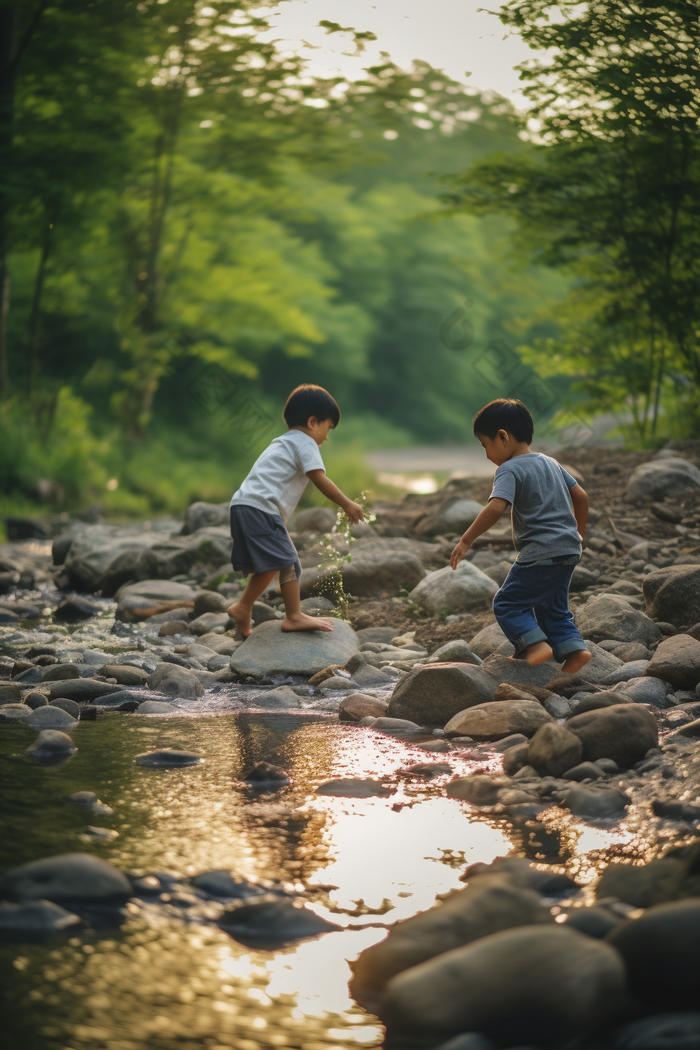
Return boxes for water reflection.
[0,710,653,1050]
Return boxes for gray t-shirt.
[489,452,581,564]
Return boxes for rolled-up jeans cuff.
[512,626,548,658]
[552,636,587,662]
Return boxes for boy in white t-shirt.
[227,384,364,637]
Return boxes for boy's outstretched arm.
[450,497,510,569]
[569,483,588,540]
[306,469,365,524]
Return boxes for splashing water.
[311,491,376,620]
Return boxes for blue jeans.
[493,555,586,662]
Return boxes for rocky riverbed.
[2,440,700,1050]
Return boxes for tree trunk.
[0,5,18,397]
[27,217,53,397]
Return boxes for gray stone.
[612,1013,700,1050]
[0,852,131,903]
[388,663,496,725]
[352,663,396,687]
[340,550,426,598]
[613,642,652,662]
[502,742,531,776]
[146,663,204,700]
[566,704,658,766]
[528,723,583,777]
[446,775,512,805]
[602,660,650,685]
[115,579,197,622]
[26,730,77,758]
[643,566,700,629]
[415,497,484,538]
[430,639,482,664]
[189,611,230,635]
[191,870,265,899]
[79,826,119,841]
[544,695,574,719]
[616,676,668,707]
[0,683,22,704]
[23,692,48,710]
[181,500,229,534]
[63,524,161,592]
[350,874,552,1006]
[316,778,393,797]
[626,458,700,501]
[608,900,700,1009]
[562,785,629,819]
[468,622,511,659]
[410,561,498,615]
[371,716,423,735]
[230,619,359,676]
[49,699,81,719]
[47,679,121,703]
[379,924,624,1046]
[576,596,661,646]
[250,686,302,710]
[0,899,81,934]
[0,703,31,722]
[192,590,230,616]
[644,634,700,690]
[339,693,388,722]
[135,749,202,767]
[444,700,554,741]
[136,700,179,714]
[355,627,404,644]
[24,706,78,730]
[100,664,150,686]
[39,663,81,682]
[289,506,336,532]
[562,761,605,782]
[218,897,339,944]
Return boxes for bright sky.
[261,0,539,111]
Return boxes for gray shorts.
[230,505,301,581]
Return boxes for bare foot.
[523,641,554,666]
[281,613,335,633]
[561,648,592,674]
[227,602,252,639]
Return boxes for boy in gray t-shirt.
[450,398,591,673]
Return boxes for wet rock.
[608,900,700,1010]
[528,723,582,778]
[652,798,700,823]
[418,738,452,752]
[416,497,484,538]
[242,762,289,785]
[12,665,41,684]
[430,640,482,664]
[561,785,629,819]
[388,664,496,725]
[468,622,511,659]
[188,611,230,635]
[136,700,178,714]
[627,457,700,501]
[446,775,511,805]
[463,856,578,897]
[563,903,623,940]
[248,686,301,710]
[135,749,202,768]
[316,778,392,798]
[80,826,119,842]
[146,663,204,700]
[115,579,196,621]
[191,870,265,899]
[349,663,395,688]
[379,924,624,1046]
[100,664,151,686]
[566,704,658,767]
[23,692,48,709]
[47,679,121,703]
[0,703,32,721]
[38,663,80,682]
[67,792,113,816]
[575,595,661,646]
[611,1013,700,1050]
[63,525,161,592]
[410,560,498,615]
[596,858,683,908]
[340,549,426,598]
[371,716,423,736]
[402,762,453,777]
[644,634,700,690]
[339,693,388,722]
[643,565,700,629]
[0,899,81,935]
[50,699,81,719]
[25,706,78,730]
[0,683,21,704]
[218,897,340,945]
[26,730,77,759]
[230,619,359,677]
[562,761,604,782]
[350,874,552,1005]
[444,700,553,741]
[0,852,132,903]
[54,597,102,621]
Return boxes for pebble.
[135,749,203,768]
[26,730,77,759]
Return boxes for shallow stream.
[0,698,640,1050]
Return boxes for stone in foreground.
[0,853,132,904]
[409,560,498,615]
[316,778,393,797]
[0,900,81,934]
[566,704,658,767]
[644,634,700,689]
[388,663,496,725]
[608,900,700,1010]
[643,565,700,629]
[575,595,661,646]
[218,897,340,945]
[444,700,553,741]
[379,924,625,1046]
[230,619,359,676]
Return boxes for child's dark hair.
[284,384,340,429]
[473,398,534,443]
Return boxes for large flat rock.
[230,619,359,676]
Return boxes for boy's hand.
[450,539,470,570]
[344,501,365,525]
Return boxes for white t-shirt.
[230,430,325,524]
